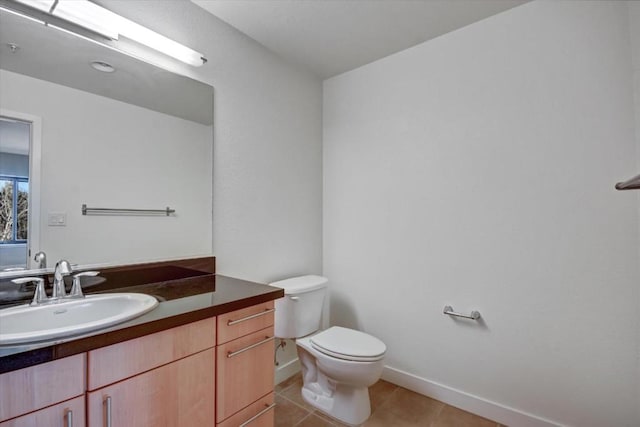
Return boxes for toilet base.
[300,376,371,426]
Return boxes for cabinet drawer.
[0,354,85,422]
[217,301,274,344]
[88,317,216,390]
[216,326,275,422]
[216,393,274,427]
[87,348,215,427]
[0,395,85,427]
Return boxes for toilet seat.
[310,326,386,362]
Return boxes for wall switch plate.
[48,212,67,226]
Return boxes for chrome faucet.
[34,251,47,269]
[52,260,73,299]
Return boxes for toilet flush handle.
[290,296,299,301]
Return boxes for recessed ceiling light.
[90,60,115,73]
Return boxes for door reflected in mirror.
[0,117,31,271]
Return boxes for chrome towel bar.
[443,305,481,320]
[82,204,175,216]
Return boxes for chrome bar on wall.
[82,204,176,216]
[615,173,640,190]
[443,305,481,320]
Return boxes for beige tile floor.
[275,374,504,427]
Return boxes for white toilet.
[270,275,386,426]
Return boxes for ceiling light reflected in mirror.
[7,0,207,66]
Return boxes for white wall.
[93,1,323,373]
[1,70,213,265]
[324,2,638,426]
[628,4,640,422]
[95,0,324,284]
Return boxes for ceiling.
[192,0,528,79]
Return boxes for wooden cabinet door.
[88,317,216,391]
[0,396,85,427]
[0,354,85,422]
[87,349,215,427]
[216,326,275,423]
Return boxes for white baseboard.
[382,366,564,427]
[275,357,301,385]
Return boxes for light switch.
[48,212,66,226]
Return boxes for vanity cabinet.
[0,354,85,424]
[86,318,216,427]
[0,300,278,427]
[216,301,275,426]
[87,349,215,426]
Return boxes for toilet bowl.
[297,326,386,425]
[270,276,387,426]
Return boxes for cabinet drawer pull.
[105,396,112,427]
[66,409,73,427]
[227,308,275,326]
[227,336,274,358]
[239,403,276,427]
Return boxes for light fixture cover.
[11,0,206,66]
[53,0,121,40]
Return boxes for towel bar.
[82,204,175,216]
[443,305,481,320]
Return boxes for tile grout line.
[278,392,315,416]
[430,401,447,427]
[293,411,317,427]
[374,385,401,413]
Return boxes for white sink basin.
[0,293,159,345]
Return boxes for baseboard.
[275,357,301,385]
[382,366,564,427]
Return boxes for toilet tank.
[269,275,328,339]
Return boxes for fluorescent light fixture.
[53,1,121,40]
[117,19,205,67]
[0,5,45,24]
[10,0,206,66]
[12,0,52,13]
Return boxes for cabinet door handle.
[66,409,73,427]
[239,403,276,427]
[105,396,112,427]
[227,336,275,358]
[227,308,275,326]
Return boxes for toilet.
[270,275,386,426]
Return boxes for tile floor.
[275,374,504,427]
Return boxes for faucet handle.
[70,271,99,298]
[12,277,47,306]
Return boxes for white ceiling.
[192,0,527,79]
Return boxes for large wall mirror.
[0,3,214,275]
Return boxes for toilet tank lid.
[269,275,328,294]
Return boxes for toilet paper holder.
[443,305,481,320]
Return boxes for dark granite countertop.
[0,274,284,374]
